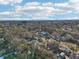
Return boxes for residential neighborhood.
[0,21,79,59]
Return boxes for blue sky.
[0,0,79,20]
[22,0,68,3]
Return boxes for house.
[62,25,72,32]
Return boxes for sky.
[0,0,79,20]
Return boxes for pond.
[0,56,4,59]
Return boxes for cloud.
[14,2,66,19]
[54,0,79,14]
[0,0,22,5]
[0,1,79,20]
[55,0,79,12]
[0,18,31,20]
[55,16,79,20]
[69,0,79,11]
[0,2,67,20]
[55,3,68,7]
